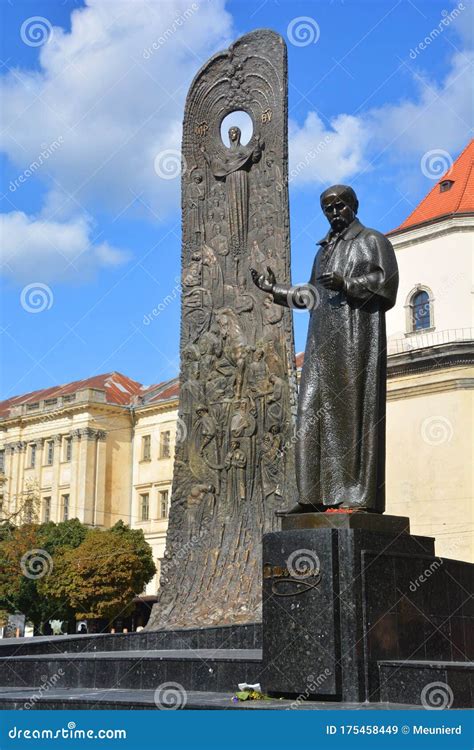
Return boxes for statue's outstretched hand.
[250,266,276,293]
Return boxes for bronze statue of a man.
[251,185,399,514]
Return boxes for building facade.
[385,140,473,563]
[0,374,178,596]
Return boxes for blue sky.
[1,0,472,399]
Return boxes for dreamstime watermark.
[420,149,453,180]
[9,137,64,193]
[175,416,187,444]
[154,150,187,180]
[409,558,443,592]
[286,282,320,313]
[154,681,187,709]
[23,669,65,710]
[143,3,200,59]
[20,283,54,313]
[9,723,127,740]
[20,16,53,47]
[421,681,454,710]
[421,416,453,445]
[20,548,53,580]
[286,549,320,579]
[280,403,330,459]
[143,277,180,324]
[281,135,333,190]
[287,16,320,47]
[409,4,465,59]
[288,669,332,708]
[160,521,210,583]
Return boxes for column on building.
[75,428,107,526]
[51,434,63,521]
[69,429,82,521]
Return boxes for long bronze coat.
[273,218,398,511]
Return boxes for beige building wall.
[0,392,133,529]
[384,213,473,563]
[386,366,474,563]
[386,216,474,343]
[131,404,178,595]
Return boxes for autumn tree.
[0,519,88,633]
[0,479,41,533]
[40,521,155,624]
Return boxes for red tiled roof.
[0,355,304,420]
[0,372,144,419]
[388,140,474,235]
[139,378,180,406]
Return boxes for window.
[64,437,72,462]
[159,490,169,519]
[159,431,171,459]
[29,444,37,468]
[43,497,51,523]
[439,179,454,193]
[412,290,430,331]
[406,286,434,333]
[142,435,151,461]
[0,450,4,472]
[46,441,54,466]
[61,494,69,521]
[140,493,150,522]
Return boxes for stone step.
[1,649,262,693]
[378,659,473,708]
[0,623,261,657]
[0,687,419,711]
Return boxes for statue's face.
[229,127,240,143]
[321,192,355,233]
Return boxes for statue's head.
[193,169,203,184]
[228,126,241,145]
[320,185,358,233]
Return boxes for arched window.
[405,286,434,333]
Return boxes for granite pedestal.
[262,513,473,706]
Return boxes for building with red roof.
[383,141,473,563]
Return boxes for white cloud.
[1,0,232,218]
[288,111,369,186]
[288,23,473,189]
[0,211,129,282]
[0,0,233,280]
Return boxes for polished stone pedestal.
[262,514,473,706]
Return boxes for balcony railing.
[388,328,474,355]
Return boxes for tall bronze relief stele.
[148,29,298,629]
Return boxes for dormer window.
[439,179,454,193]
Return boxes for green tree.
[0,519,89,633]
[40,522,155,624]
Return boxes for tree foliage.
[0,518,155,630]
[40,521,156,622]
